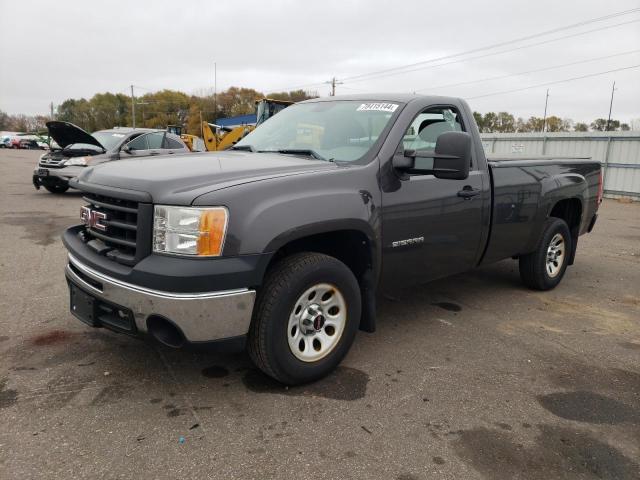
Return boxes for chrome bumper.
[65,254,256,342]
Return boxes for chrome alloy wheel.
[287,283,347,362]
[546,233,565,278]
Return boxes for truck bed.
[482,157,601,265]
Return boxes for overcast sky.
[1,0,639,123]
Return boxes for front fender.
[193,162,381,259]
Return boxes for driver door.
[380,105,487,288]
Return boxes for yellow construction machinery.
[166,125,206,152]
[202,98,293,151]
[168,98,293,152]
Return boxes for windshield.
[236,100,400,162]
[90,131,128,150]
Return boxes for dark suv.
[33,121,189,193]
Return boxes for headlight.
[64,156,89,166]
[153,205,228,256]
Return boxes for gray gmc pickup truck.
[62,94,602,384]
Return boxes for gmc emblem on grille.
[80,206,108,231]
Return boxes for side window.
[403,106,464,171]
[126,134,148,151]
[166,137,184,149]
[146,132,165,149]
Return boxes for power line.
[466,64,640,99]
[415,49,640,92]
[341,7,640,82]
[344,18,640,84]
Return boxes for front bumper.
[32,165,84,189]
[65,254,256,343]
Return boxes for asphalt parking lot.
[0,149,639,479]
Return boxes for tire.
[519,217,572,290]
[44,184,69,194]
[248,252,361,385]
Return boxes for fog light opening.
[147,315,185,348]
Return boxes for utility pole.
[542,89,549,133]
[326,77,343,96]
[131,85,136,128]
[50,102,54,120]
[213,62,217,123]
[606,81,617,132]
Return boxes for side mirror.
[393,131,471,180]
[432,131,471,180]
[122,144,133,154]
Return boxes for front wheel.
[248,252,361,385]
[519,217,572,290]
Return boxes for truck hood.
[76,151,338,204]
[46,121,105,150]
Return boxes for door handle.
[457,186,480,199]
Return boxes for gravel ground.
[1,149,639,479]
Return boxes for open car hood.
[46,121,105,150]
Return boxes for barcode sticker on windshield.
[357,103,398,113]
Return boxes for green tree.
[590,118,608,131]
[472,112,484,132]
[0,110,10,130]
[91,92,130,130]
[137,90,191,129]
[482,112,498,133]
[495,112,515,132]
[525,116,545,132]
[266,89,316,103]
[574,122,589,132]
[545,116,571,132]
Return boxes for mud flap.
[359,268,376,333]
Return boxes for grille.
[39,157,66,168]
[82,193,140,266]
[39,152,68,168]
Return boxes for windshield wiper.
[267,149,327,161]
[230,144,255,152]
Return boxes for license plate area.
[69,281,97,326]
[68,281,136,333]
[37,168,49,176]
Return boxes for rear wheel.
[248,252,361,385]
[44,184,69,194]
[519,217,572,290]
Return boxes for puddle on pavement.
[453,425,639,479]
[1,212,76,246]
[537,391,639,425]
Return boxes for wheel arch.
[262,221,379,333]
[548,197,582,265]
